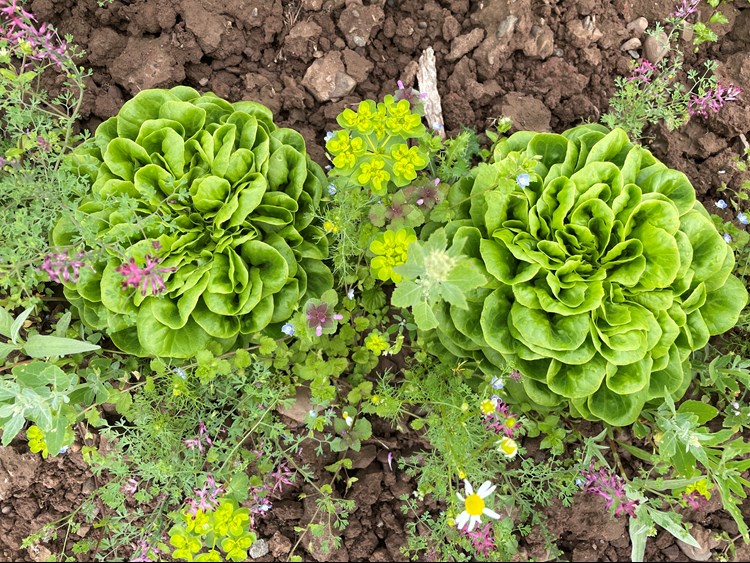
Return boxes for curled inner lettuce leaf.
[55,87,333,358]
[424,124,747,425]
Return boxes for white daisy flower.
[455,480,501,532]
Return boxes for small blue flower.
[516,173,531,188]
[575,477,585,487]
[308,409,317,418]
[281,323,295,336]
[59,445,69,455]
[327,183,337,196]
[325,164,332,171]
[724,233,733,243]
[715,199,728,209]
[490,376,504,390]
[739,212,749,225]
[173,367,187,379]
[324,131,335,142]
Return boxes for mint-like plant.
[418,124,747,426]
[53,87,333,358]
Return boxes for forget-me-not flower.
[739,212,749,225]
[516,173,530,188]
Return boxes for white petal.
[464,479,473,495]
[467,515,481,532]
[477,481,496,498]
[456,492,464,502]
[483,507,501,520]
[455,511,470,530]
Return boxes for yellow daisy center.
[505,417,517,428]
[480,400,495,415]
[465,493,485,516]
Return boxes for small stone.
[268,532,293,559]
[1,505,10,514]
[249,538,269,559]
[567,19,602,48]
[628,50,640,59]
[301,0,323,10]
[342,48,373,83]
[626,16,648,36]
[676,524,722,562]
[643,30,670,63]
[620,37,642,51]
[501,92,552,131]
[442,14,461,41]
[496,15,518,39]
[198,77,209,86]
[337,3,385,49]
[418,20,427,29]
[523,25,554,60]
[446,28,485,61]
[301,51,357,102]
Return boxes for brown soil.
[2,0,750,561]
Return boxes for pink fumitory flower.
[627,59,657,83]
[0,0,71,69]
[39,250,92,283]
[580,464,639,518]
[688,83,743,119]
[670,0,699,19]
[116,255,175,296]
[184,420,213,454]
[463,522,497,557]
[186,473,223,515]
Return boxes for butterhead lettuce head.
[430,124,747,425]
[54,87,333,358]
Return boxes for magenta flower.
[186,474,223,515]
[305,302,343,336]
[463,522,497,557]
[670,0,699,19]
[39,251,92,283]
[184,421,214,454]
[580,464,638,518]
[129,540,161,563]
[0,0,71,69]
[688,83,743,118]
[269,461,295,494]
[681,490,708,510]
[116,255,175,296]
[627,59,657,83]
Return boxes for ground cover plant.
[2,0,750,562]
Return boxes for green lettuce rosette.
[427,124,747,425]
[54,86,332,358]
